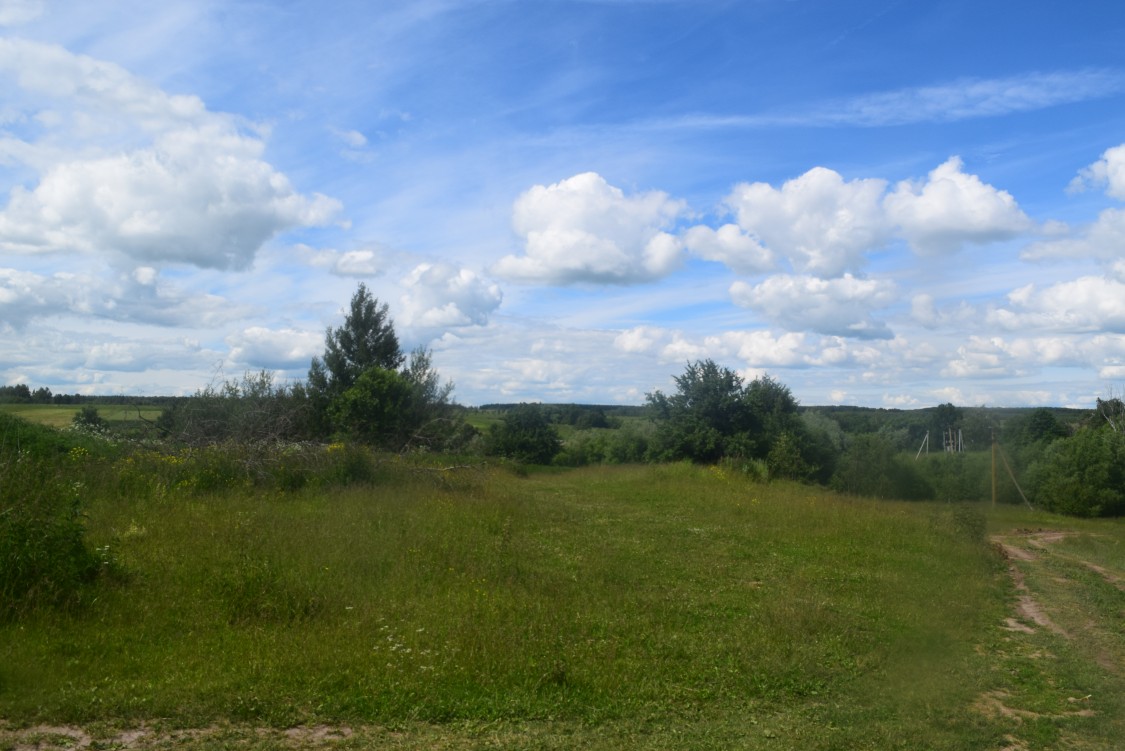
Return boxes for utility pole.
[991,430,997,507]
[915,430,929,460]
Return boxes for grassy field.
[0,403,164,429]
[2,458,1122,750]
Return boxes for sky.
[2,0,1125,409]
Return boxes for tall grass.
[1,452,1014,748]
[0,414,123,619]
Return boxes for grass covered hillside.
[3,428,1122,749]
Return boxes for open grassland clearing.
[0,403,163,430]
[2,459,1123,749]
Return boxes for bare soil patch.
[990,529,1124,677]
[991,535,1069,637]
[0,723,364,751]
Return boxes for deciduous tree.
[646,360,819,475]
[646,360,752,463]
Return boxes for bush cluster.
[645,360,834,482]
[0,414,120,619]
[483,404,562,465]
[0,455,101,619]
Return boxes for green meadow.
[3,434,1122,749]
[0,403,163,429]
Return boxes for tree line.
[16,282,1123,517]
[0,385,178,406]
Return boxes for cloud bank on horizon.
[1,0,1124,409]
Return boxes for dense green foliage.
[646,360,752,463]
[1030,423,1125,517]
[553,421,652,466]
[71,405,107,430]
[0,413,115,618]
[329,366,415,445]
[303,285,463,450]
[484,403,562,464]
[147,285,465,451]
[0,454,101,619]
[646,361,833,482]
[307,282,404,402]
[831,433,932,500]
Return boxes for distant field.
[2,456,1121,750]
[0,403,163,428]
[460,408,504,432]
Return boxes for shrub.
[0,456,100,618]
[553,430,607,467]
[318,442,380,485]
[767,431,811,481]
[647,361,821,471]
[646,360,753,463]
[604,424,650,464]
[329,367,414,448]
[484,404,562,465]
[72,405,107,430]
[157,371,315,447]
[0,415,122,619]
[1029,425,1125,517]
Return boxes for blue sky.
[2,0,1125,408]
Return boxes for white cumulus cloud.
[941,336,1036,380]
[225,327,324,370]
[1022,207,1125,265]
[681,223,776,274]
[989,276,1125,333]
[730,273,897,339]
[693,157,1033,279]
[613,325,665,354]
[400,262,503,333]
[1027,144,1125,270]
[332,249,387,276]
[1069,143,1125,199]
[713,330,811,367]
[0,265,247,329]
[884,156,1032,255]
[722,167,890,277]
[494,172,687,285]
[0,38,340,270]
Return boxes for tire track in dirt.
[991,529,1123,675]
[992,536,1068,637]
[1021,530,1125,592]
